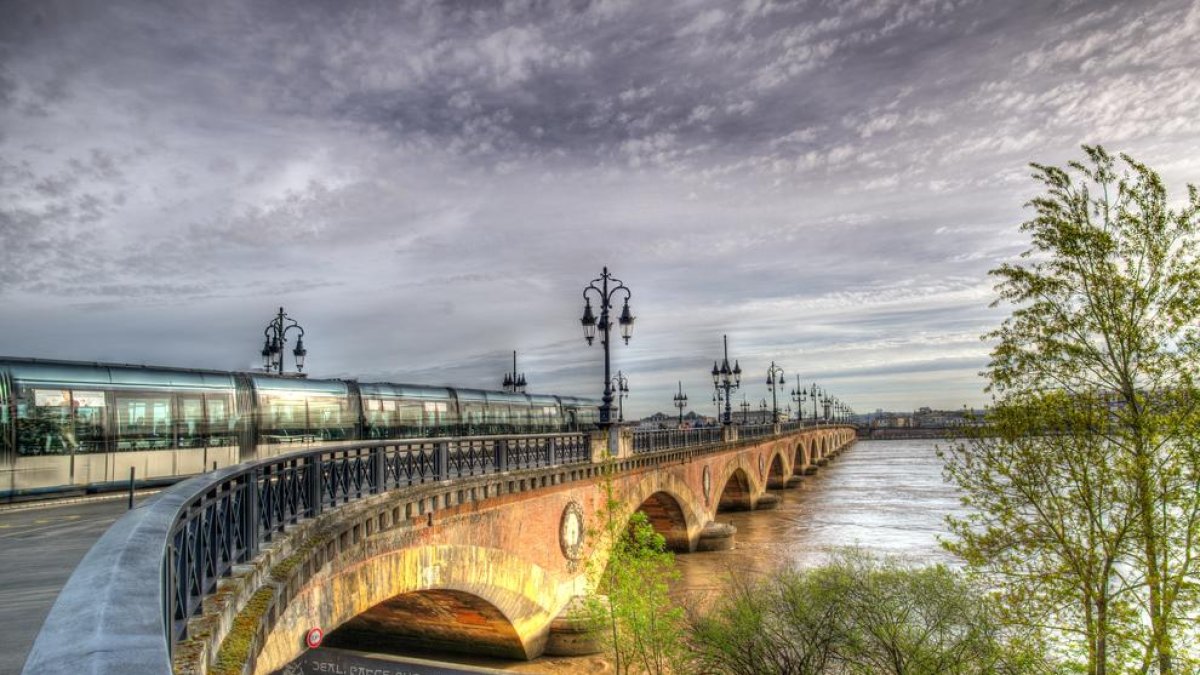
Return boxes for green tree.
[945,146,1200,673]
[687,565,844,675]
[585,453,686,674]
[687,550,1046,675]
[944,393,1140,673]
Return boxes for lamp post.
[766,361,785,423]
[610,371,629,423]
[260,306,307,375]
[791,375,805,423]
[740,396,750,425]
[501,350,527,393]
[759,398,768,423]
[580,267,635,427]
[809,382,821,422]
[711,334,742,425]
[673,381,688,428]
[821,393,832,423]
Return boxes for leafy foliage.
[585,453,687,674]
[945,146,1200,674]
[687,549,1047,675]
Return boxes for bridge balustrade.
[738,423,774,440]
[631,426,722,453]
[166,433,590,647]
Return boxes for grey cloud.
[0,0,1197,416]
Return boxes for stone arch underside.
[767,451,789,488]
[624,468,705,551]
[325,588,525,659]
[635,491,692,552]
[717,467,753,512]
[794,442,810,472]
[253,544,561,674]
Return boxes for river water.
[335,439,966,673]
[675,438,965,596]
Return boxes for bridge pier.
[543,596,602,657]
[753,493,781,510]
[767,475,795,489]
[694,521,736,552]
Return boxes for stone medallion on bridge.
[702,465,712,505]
[560,500,585,570]
[758,455,765,480]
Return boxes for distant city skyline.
[2,1,1198,418]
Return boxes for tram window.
[71,391,107,453]
[258,392,305,443]
[206,396,236,446]
[364,398,381,425]
[116,394,173,450]
[308,395,350,441]
[461,402,485,433]
[178,396,205,448]
[17,389,72,455]
[420,401,447,436]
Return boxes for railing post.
[369,445,380,492]
[548,436,558,466]
[496,439,509,473]
[436,440,449,480]
[244,470,260,560]
[307,454,323,517]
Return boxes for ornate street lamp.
[580,267,635,427]
[821,393,832,423]
[260,306,307,375]
[791,375,806,423]
[740,396,750,425]
[759,398,768,423]
[673,381,688,428]
[711,334,741,425]
[501,350,527,393]
[766,361,785,423]
[809,382,821,422]
[610,371,630,423]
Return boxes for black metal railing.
[739,423,774,440]
[631,427,723,453]
[165,432,589,645]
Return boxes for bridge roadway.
[0,494,159,675]
[21,423,856,675]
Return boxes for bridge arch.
[766,450,790,488]
[626,470,704,552]
[254,544,558,674]
[794,441,810,473]
[713,456,762,512]
[326,588,525,659]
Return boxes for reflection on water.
[673,439,966,611]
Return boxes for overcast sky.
[2,0,1198,418]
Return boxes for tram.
[0,357,601,501]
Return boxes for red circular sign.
[305,627,323,649]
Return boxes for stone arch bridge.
[24,424,855,675]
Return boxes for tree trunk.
[1136,445,1172,674]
